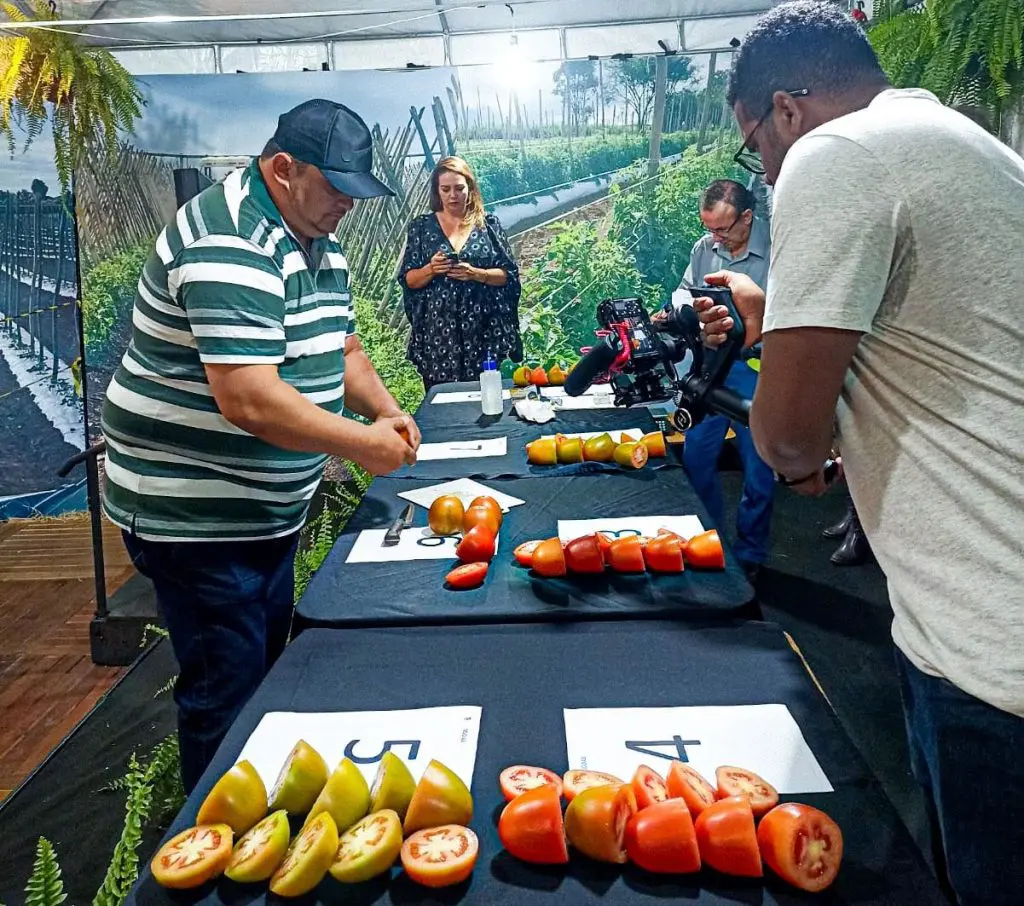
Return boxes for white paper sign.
[537,385,611,398]
[564,705,833,795]
[431,389,512,404]
[551,395,620,411]
[558,515,705,543]
[397,478,525,512]
[416,437,508,461]
[345,527,500,564]
[540,427,645,443]
[235,706,482,790]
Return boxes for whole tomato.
[456,524,496,563]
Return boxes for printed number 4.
[344,739,422,764]
[625,736,701,763]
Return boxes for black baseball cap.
[271,99,395,199]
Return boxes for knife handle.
[382,517,404,546]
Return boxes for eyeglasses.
[707,211,743,238]
[733,88,810,175]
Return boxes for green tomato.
[304,758,370,835]
[403,759,473,836]
[369,752,416,821]
[329,809,403,883]
[224,809,290,883]
[269,740,328,814]
[269,811,338,898]
[196,760,267,836]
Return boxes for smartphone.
[446,252,461,264]
[683,282,734,306]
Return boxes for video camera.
[564,285,751,432]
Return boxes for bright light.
[491,40,546,92]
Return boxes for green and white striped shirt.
[101,161,353,541]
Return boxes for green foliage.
[517,296,579,368]
[353,296,424,415]
[23,838,66,906]
[465,130,695,204]
[81,243,152,365]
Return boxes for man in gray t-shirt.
[699,3,1024,903]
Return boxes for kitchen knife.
[382,502,416,547]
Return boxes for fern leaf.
[24,838,67,906]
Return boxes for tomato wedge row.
[513,528,726,577]
[496,761,843,894]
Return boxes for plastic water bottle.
[480,354,503,416]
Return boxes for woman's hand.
[428,251,453,276]
[447,261,478,281]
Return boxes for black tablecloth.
[295,472,755,630]
[128,622,946,906]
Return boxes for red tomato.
[694,796,762,877]
[401,825,478,888]
[445,562,488,590]
[498,784,569,865]
[624,799,701,874]
[499,765,563,801]
[463,504,500,535]
[715,766,779,817]
[468,496,503,529]
[151,824,234,889]
[563,783,637,863]
[455,524,496,563]
[595,532,614,559]
[513,540,542,567]
[562,769,623,801]
[642,534,685,573]
[684,529,725,569]
[564,534,605,574]
[631,765,669,810]
[665,762,716,818]
[531,537,567,577]
[757,803,844,893]
[606,535,646,573]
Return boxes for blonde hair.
[429,156,485,228]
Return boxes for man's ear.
[267,152,294,186]
[773,90,806,136]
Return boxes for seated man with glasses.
[657,179,775,582]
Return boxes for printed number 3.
[344,739,422,764]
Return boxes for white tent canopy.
[40,0,785,74]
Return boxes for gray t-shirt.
[764,88,1024,717]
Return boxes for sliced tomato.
[642,534,685,573]
[624,799,701,874]
[151,824,233,890]
[404,759,473,835]
[445,562,488,590]
[270,811,340,897]
[225,810,290,883]
[564,534,606,574]
[513,540,542,567]
[631,765,669,810]
[562,769,623,801]
[499,765,563,801]
[665,761,716,818]
[531,537,567,577]
[757,802,843,893]
[401,825,479,888]
[606,535,646,573]
[196,759,268,836]
[595,532,614,559]
[683,529,726,569]
[715,766,779,817]
[564,783,637,863]
[498,784,569,865]
[329,809,403,884]
[455,524,496,563]
[694,796,762,877]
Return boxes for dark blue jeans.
[895,647,1024,905]
[683,360,775,564]
[123,530,299,793]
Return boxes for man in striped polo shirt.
[101,100,422,791]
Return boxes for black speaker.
[173,168,213,207]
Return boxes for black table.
[294,472,755,631]
[128,622,947,905]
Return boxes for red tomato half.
[445,562,488,590]
[595,532,614,559]
[151,824,234,890]
[624,799,701,874]
[564,783,637,863]
[694,796,762,878]
[498,784,569,865]
[642,534,685,573]
[715,766,779,817]
[606,535,646,573]
[665,762,716,818]
[562,769,623,801]
[757,802,844,893]
[401,825,478,889]
[499,765,563,801]
[564,534,606,574]
[631,765,668,810]
[683,529,725,569]
[513,540,542,567]
[531,538,567,577]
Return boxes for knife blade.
[382,502,416,547]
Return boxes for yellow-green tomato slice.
[269,811,338,898]
[269,740,328,814]
[304,757,370,835]
[369,752,416,821]
[329,809,403,883]
[224,809,290,883]
[196,760,268,836]
[403,759,473,835]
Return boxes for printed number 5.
[344,739,422,764]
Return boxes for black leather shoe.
[830,526,872,566]
[822,506,854,539]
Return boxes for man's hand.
[353,417,418,475]
[695,270,766,349]
[781,460,843,497]
[377,410,421,450]
[652,309,669,324]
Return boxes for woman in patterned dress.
[399,156,523,389]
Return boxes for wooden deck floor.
[0,516,137,802]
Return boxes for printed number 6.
[417,535,458,548]
[344,739,422,764]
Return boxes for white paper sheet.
[564,704,833,794]
[558,515,705,543]
[416,437,508,461]
[431,389,512,404]
[397,478,525,512]
[235,706,482,790]
[537,385,611,397]
[539,427,645,443]
[346,526,499,564]
[551,395,620,410]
